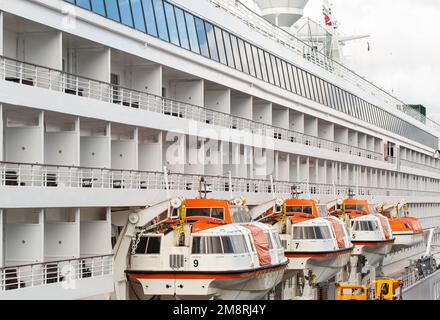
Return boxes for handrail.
[0,55,383,161]
[0,254,113,293]
[1,161,440,196]
[0,254,114,270]
[207,0,440,133]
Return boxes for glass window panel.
[77,0,91,10]
[194,17,209,57]
[204,22,219,61]
[258,49,268,82]
[133,236,147,254]
[214,27,227,65]
[164,2,179,45]
[300,70,310,99]
[222,31,235,68]
[192,236,202,254]
[270,55,280,86]
[146,236,161,254]
[281,61,290,90]
[206,237,223,254]
[211,208,224,220]
[185,12,200,54]
[90,0,106,15]
[276,58,286,89]
[292,66,302,96]
[105,0,120,21]
[251,46,262,79]
[231,235,247,254]
[265,233,274,249]
[312,76,321,103]
[221,236,234,254]
[152,0,169,41]
[142,0,158,37]
[287,63,295,93]
[186,208,210,217]
[230,35,242,71]
[307,73,316,101]
[117,0,134,27]
[130,0,146,32]
[174,8,189,50]
[264,52,274,84]
[237,39,249,74]
[245,42,255,76]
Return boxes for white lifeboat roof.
[293,217,330,227]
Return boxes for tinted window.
[117,0,133,27]
[245,42,255,76]
[90,0,106,15]
[146,236,161,253]
[206,237,223,254]
[130,0,146,32]
[133,236,147,254]
[205,22,219,61]
[230,35,242,71]
[77,0,91,10]
[251,46,261,79]
[237,39,248,74]
[258,49,268,81]
[186,208,210,217]
[214,27,227,65]
[105,0,120,21]
[174,8,189,49]
[195,17,209,57]
[141,0,158,36]
[222,31,235,68]
[185,12,200,54]
[163,3,179,46]
[152,0,169,41]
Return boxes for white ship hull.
[352,240,395,266]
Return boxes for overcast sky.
[242,0,440,119]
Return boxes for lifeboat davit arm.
[112,199,172,300]
[249,198,283,221]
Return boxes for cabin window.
[132,236,161,254]
[286,206,313,215]
[292,226,332,240]
[353,221,377,231]
[345,204,366,212]
[265,233,274,249]
[231,207,252,223]
[186,207,224,220]
[272,232,282,249]
[192,235,248,254]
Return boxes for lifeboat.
[330,199,395,266]
[255,198,353,284]
[378,202,424,250]
[125,198,288,300]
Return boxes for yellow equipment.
[336,279,403,300]
[336,284,369,300]
[371,279,403,300]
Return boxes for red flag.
[324,15,332,26]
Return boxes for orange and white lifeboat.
[379,203,424,250]
[257,199,353,284]
[333,199,395,266]
[125,198,288,300]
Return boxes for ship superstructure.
[1,0,440,300]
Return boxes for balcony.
[0,55,383,163]
[1,161,439,202]
[0,254,113,300]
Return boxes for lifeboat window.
[186,207,224,220]
[345,204,366,212]
[292,226,332,240]
[206,237,223,254]
[246,234,256,253]
[353,221,377,231]
[272,232,282,249]
[132,236,161,254]
[192,235,248,254]
[231,207,252,223]
[404,223,411,229]
[265,233,274,249]
[286,206,313,215]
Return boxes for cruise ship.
[0,0,440,300]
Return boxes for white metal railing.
[0,255,113,293]
[2,161,440,197]
[208,0,440,133]
[0,55,383,162]
[401,159,440,174]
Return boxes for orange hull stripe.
[127,266,287,280]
